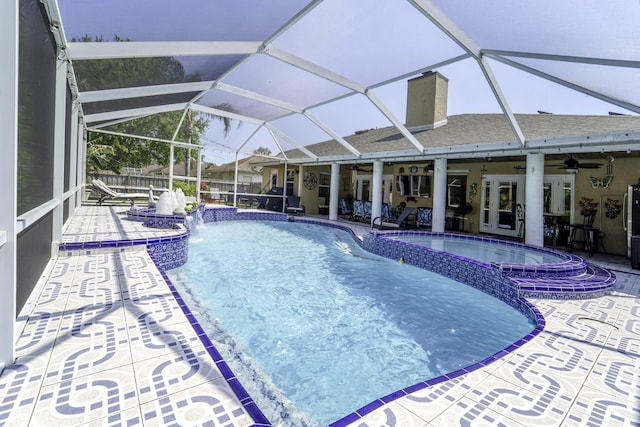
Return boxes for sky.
[57,0,639,165]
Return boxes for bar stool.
[516,204,525,242]
[566,210,596,256]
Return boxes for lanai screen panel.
[498,57,640,114]
[431,0,640,112]
[273,0,467,86]
[196,88,294,122]
[432,0,640,59]
[484,59,620,116]
[71,55,241,92]
[18,0,57,215]
[222,54,352,110]
[17,0,58,312]
[82,92,202,115]
[58,0,310,41]
[58,0,315,93]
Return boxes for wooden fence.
[86,172,264,203]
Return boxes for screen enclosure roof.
[45,0,640,164]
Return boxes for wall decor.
[587,176,613,189]
[604,198,622,219]
[304,172,318,190]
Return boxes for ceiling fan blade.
[351,165,370,172]
[579,163,603,168]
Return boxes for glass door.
[543,175,574,217]
[357,177,371,201]
[497,180,518,230]
[480,175,524,237]
[543,175,574,246]
[357,175,393,202]
[482,180,491,228]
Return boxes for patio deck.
[1,205,638,426]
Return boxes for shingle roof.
[205,155,264,173]
[281,114,640,161]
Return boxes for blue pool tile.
[355,399,385,416]
[328,411,361,427]
[403,381,428,394]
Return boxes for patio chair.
[381,203,393,221]
[416,207,433,229]
[285,195,305,215]
[90,179,158,206]
[372,206,415,230]
[352,200,365,221]
[363,200,372,222]
[339,198,353,219]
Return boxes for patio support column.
[432,157,448,232]
[0,0,18,370]
[371,160,383,226]
[329,163,340,221]
[196,152,202,203]
[77,124,86,205]
[233,153,239,207]
[297,165,304,197]
[169,144,175,190]
[525,152,545,247]
[68,101,79,216]
[51,58,68,254]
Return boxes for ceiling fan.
[351,165,371,172]
[553,154,603,173]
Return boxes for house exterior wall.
[270,156,638,256]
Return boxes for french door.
[356,174,393,203]
[480,175,525,237]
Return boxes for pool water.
[168,221,534,426]
[388,234,565,264]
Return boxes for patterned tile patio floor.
[0,205,638,426]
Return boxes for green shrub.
[172,180,196,197]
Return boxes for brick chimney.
[405,71,448,130]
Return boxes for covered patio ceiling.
[45,0,640,165]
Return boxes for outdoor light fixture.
[564,155,580,174]
[565,166,579,174]
[424,163,434,174]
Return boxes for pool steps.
[508,262,616,298]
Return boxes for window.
[318,172,331,200]
[396,175,430,197]
[286,170,295,195]
[543,175,574,215]
[447,175,467,207]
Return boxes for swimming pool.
[385,232,566,264]
[168,220,536,426]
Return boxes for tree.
[73,35,233,173]
[84,111,209,172]
[253,147,272,156]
